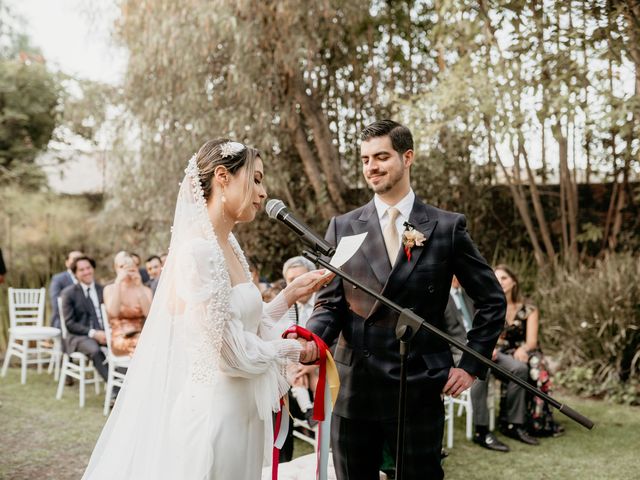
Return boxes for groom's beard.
[366,167,404,195]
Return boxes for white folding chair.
[1,288,61,384]
[292,417,319,451]
[444,376,496,449]
[101,304,131,415]
[55,297,102,407]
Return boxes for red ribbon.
[272,397,285,480]
[282,325,330,421]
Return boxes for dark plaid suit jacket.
[307,196,506,420]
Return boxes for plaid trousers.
[331,398,445,480]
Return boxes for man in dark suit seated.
[0,247,6,284]
[49,250,83,328]
[60,255,108,382]
[306,120,506,480]
[445,275,509,452]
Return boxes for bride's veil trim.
[82,154,251,479]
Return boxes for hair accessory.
[219,141,245,158]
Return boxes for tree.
[0,59,59,189]
[109,0,442,255]
[408,0,640,268]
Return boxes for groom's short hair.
[361,120,413,154]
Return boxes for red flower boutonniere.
[402,222,426,261]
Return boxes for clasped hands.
[287,331,320,364]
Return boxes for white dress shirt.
[81,281,103,337]
[450,287,463,309]
[296,294,316,329]
[374,189,416,246]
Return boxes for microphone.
[265,199,336,257]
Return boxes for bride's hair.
[195,138,261,213]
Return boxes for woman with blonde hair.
[103,251,153,356]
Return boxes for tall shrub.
[537,253,640,403]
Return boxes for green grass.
[1,367,638,479]
[443,395,639,480]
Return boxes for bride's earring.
[221,186,227,222]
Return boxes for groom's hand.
[287,332,319,364]
[298,338,319,364]
[442,368,475,398]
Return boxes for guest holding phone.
[104,251,153,356]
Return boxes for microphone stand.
[301,250,594,480]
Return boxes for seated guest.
[130,252,150,284]
[160,252,168,266]
[444,275,509,452]
[494,264,563,439]
[261,284,282,302]
[283,256,319,419]
[283,256,317,329]
[144,255,162,294]
[60,255,108,381]
[274,256,320,462]
[49,250,83,328]
[0,247,6,284]
[104,251,153,356]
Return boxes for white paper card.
[314,232,368,284]
[330,232,368,268]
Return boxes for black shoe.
[64,376,75,386]
[500,424,539,445]
[473,431,510,452]
[552,423,566,437]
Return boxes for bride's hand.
[282,269,335,307]
[297,338,319,364]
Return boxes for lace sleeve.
[219,317,301,377]
[259,291,294,340]
[219,313,302,418]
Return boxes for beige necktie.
[383,207,400,265]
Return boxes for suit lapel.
[350,200,391,288]
[96,284,104,305]
[369,198,438,317]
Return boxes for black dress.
[498,304,564,436]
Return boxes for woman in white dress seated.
[82,139,330,479]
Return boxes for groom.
[305,120,506,479]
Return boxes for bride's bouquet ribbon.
[272,326,340,480]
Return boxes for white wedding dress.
[175,278,296,479]
[82,155,301,480]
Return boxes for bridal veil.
[82,155,296,479]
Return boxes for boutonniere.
[402,221,426,261]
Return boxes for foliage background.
[1,1,639,402]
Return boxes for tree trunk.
[289,115,337,219]
[520,134,556,262]
[492,141,547,267]
[553,123,578,265]
[291,73,347,213]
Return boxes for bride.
[83,139,330,479]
